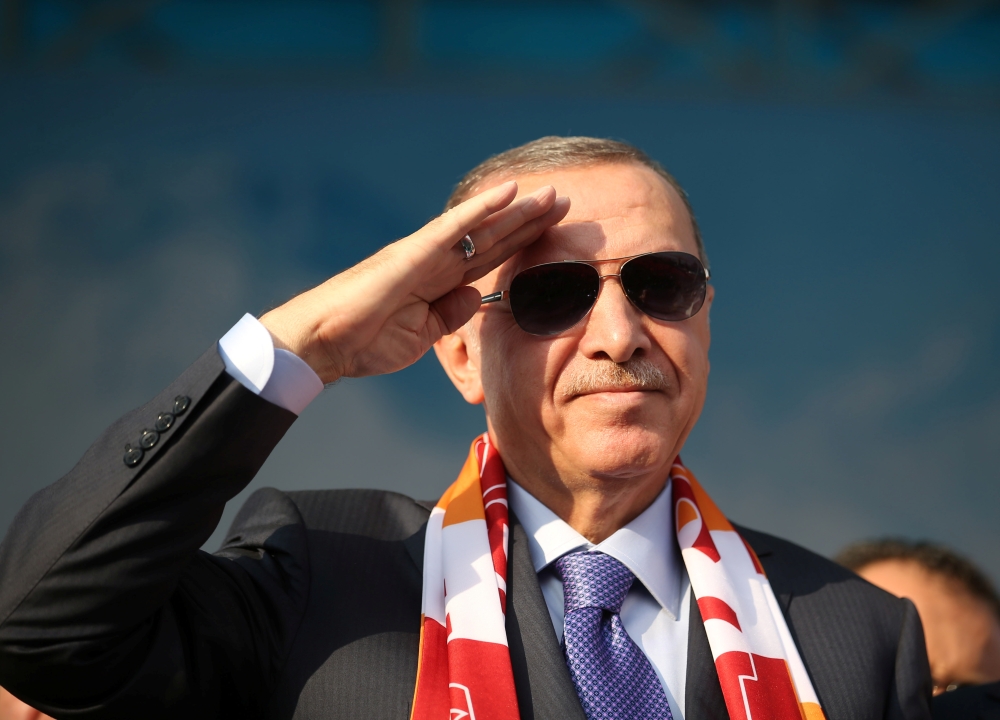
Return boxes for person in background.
[837,539,1000,719]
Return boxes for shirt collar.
[506,477,685,619]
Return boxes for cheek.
[681,336,711,385]
[479,323,545,421]
[652,322,710,386]
[479,327,573,428]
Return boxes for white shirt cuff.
[217,313,324,415]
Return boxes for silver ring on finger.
[458,234,476,260]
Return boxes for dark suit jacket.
[933,682,1000,720]
[0,347,932,719]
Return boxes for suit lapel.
[735,525,792,613]
[684,526,793,720]
[506,509,587,720]
[685,590,730,720]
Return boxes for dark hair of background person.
[837,539,1000,622]
[444,136,708,269]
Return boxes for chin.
[571,425,674,481]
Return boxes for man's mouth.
[576,383,656,395]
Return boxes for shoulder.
[735,523,904,619]
[224,487,433,543]
[284,488,433,539]
[732,524,913,654]
[735,525,932,718]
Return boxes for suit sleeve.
[0,346,308,719]
[889,598,934,720]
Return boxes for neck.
[506,463,669,544]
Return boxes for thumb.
[430,286,482,336]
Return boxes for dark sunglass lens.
[509,263,600,335]
[621,252,707,321]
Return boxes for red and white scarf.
[411,434,826,720]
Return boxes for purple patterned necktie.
[554,551,674,720]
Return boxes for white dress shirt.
[218,314,692,716]
[217,313,324,415]
[508,478,691,719]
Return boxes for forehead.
[505,163,698,268]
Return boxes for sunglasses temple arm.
[480,290,506,304]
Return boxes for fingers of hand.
[465,185,557,256]
[461,195,571,284]
[420,180,519,252]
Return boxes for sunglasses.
[480,251,710,336]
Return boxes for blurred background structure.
[1,1,998,583]
[3,0,1000,104]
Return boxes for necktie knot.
[553,551,634,614]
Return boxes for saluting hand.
[260,182,569,385]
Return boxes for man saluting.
[0,137,931,719]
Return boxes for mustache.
[561,358,670,397]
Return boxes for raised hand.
[260,181,569,384]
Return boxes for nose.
[576,276,651,363]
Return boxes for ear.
[433,327,485,405]
[704,284,714,372]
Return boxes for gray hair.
[445,136,707,268]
